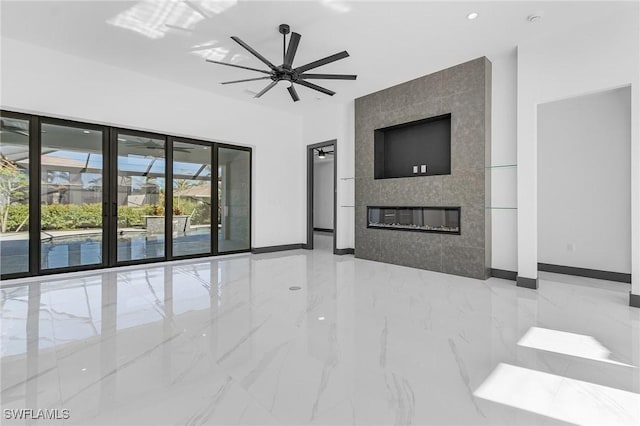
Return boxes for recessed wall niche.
[374,113,451,179]
[355,57,491,280]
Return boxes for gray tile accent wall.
[354,57,492,279]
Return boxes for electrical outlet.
[421,164,427,173]
[413,166,418,173]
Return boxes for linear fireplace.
[367,206,461,234]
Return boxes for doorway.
[536,86,631,282]
[306,140,337,252]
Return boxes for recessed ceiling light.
[318,316,325,321]
[467,12,479,20]
[83,130,91,134]
[527,14,542,23]
[118,138,127,142]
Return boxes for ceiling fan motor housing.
[278,24,290,35]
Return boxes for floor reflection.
[474,363,639,425]
[517,326,634,367]
[1,236,639,425]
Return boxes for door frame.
[168,136,215,261]
[215,142,253,255]
[305,140,337,253]
[38,116,110,275]
[110,127,169,267]
[0,110,37,280]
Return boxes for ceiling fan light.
[318,149,326,159]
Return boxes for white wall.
[517,8,640,288]
[489,50,518,272]
[538,87,631,273]
[302,102,355,250]
[313,157,334,230]
[0,37,306,249]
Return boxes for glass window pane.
[172,141,212,257]
[0,116,30,274]
[218,147,250,252]
[116,133,166,262]
[41,123,104,270]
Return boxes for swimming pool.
[1,230,214,273]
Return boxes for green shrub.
[73,203,102,228]
[118,204,167,227]
[41,203,103,230]
[117,205,143,227]
[3,203,29,232]
[2,201,213,232]
[173,197,211,225]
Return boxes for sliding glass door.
[172,140,212,257]
[217,146,251,253]
[0,110,252,280]
[0,114,31,275]
[40,120,106,271]
[113,131,166,263]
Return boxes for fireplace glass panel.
[367,206,460,234]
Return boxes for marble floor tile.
[1,233,639,425]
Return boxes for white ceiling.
[1,1,633,113]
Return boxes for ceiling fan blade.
[254,80,278,98]
[287,85,300,102]
[294,51,349,74]
[284,32,301,69]
[294,80,335,96]
[299,73,357,80]
[220,76,272,85]
[231,36,277,70]
[205,59,271,75]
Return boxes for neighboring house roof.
[174,185,211,198]
[40,155,88,169]
[17,155,90,169]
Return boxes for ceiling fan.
[316,148,334,159]
[206,24,357,102]
[122,138,192,153]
